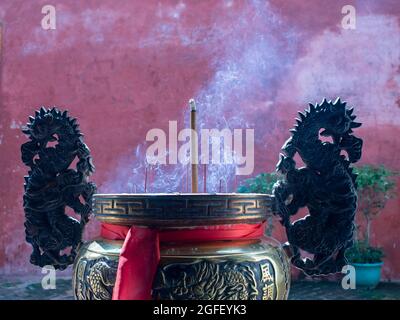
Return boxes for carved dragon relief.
[21,107,96,270]
[74,257,118,300]
[152,259,276,300]
[272,98,363,275]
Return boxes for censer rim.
[92,193,273,227]
[93,193,274,197]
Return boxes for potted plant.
[346,165,397,288]
[237,172,279,236]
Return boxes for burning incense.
[203,164,207,193]
[186,164,189,192]
[234,175,238,192]
[144,166,148,193]
[189,99,198,193]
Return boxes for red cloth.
[101,222,265,300]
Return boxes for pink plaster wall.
[0,0,399,280]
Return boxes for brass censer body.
[74,193,290,300]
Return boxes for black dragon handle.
[21,107,96,270]
[272,98,363,275]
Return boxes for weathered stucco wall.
[0,0,399,280]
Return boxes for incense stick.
[189,99,198,193]
[144,166,148,193]
[234,175,238,192]
[203,164,207,193]
[186,164,189,192]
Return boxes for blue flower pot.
[352,262,383,289]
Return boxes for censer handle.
[21,107,96,270]
[271,98,363,276]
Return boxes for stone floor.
[289,280,400,300]
[0,276,399,300]
[0,276,74,300]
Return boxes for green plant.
[237,172,280,236]
[346,240,384,264]
[237,172,279,194]
[353,165,397,245]
[346,165,397,264]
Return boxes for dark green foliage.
[354,165,397,195]
[237,172,280,194]
[346,165,397,263]
[346,240,384,264]
[354,165,397,243]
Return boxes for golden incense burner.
[73,193,290,300]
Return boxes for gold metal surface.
[72,240,120,300]
[73,237,290,300]
[75,193,290,300]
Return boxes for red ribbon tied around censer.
[101,222,265,300]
